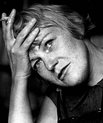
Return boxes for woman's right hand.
[2,9,39,78]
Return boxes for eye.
[45,39,53,48]
[44,39,53,52]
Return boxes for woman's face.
[29,25,89,86]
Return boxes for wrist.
[14,74,30,79]
[12,72,30,80]
[11,75,28,92]
[11,73,30,90]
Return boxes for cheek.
[66,57,89,85]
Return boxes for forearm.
[8,76,33,123]
[1,9,39,123]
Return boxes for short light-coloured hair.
[13,4,85,40]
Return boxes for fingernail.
[11,9,16,14]
[31,18,36,22]
[10,9,16,17]
[35,28,39,31]
[32,28,39,34]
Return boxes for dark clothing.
[47,79,103,123]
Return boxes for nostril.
[51,66,55,72]
[46,59,58,71]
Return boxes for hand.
[2,9,39,78]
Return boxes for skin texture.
[2,9,40,123]
[2,9,40,78]
[29,26,89,86]
[2,6,103,123]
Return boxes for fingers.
[2,13,7,41]
[29,50,36,61]
[2,9,16,50]
[22,27,39,49]
[15,18,37,48]
[2,9,39,56]
[7,9,16,40]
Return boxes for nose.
[45,58,58,71]
[29,46,58,71]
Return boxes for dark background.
[0,0,103,123]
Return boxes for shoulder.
[35,84,59,123]
[36,96,57,123]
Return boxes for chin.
[63,69,89,87]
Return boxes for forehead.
[36,25,63,41]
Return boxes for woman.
[1,4,103,123]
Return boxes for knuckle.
[6,42,13,50]
[6,45,10,51]
[11,47,16,53]
[19,32,25,38]
[6,43,11,51]
[11,47,25,56]
[29,18,36,25]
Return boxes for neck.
[84,40,103,86]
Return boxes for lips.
[58,63,70,80]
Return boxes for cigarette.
[0,17,9,21]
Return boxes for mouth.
[58,63,70,80]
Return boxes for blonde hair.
[13,4,85,39]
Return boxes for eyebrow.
[42,30,53,40]
[33,22,60,45]
[35,25,56,43]
[34,31,51,46]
